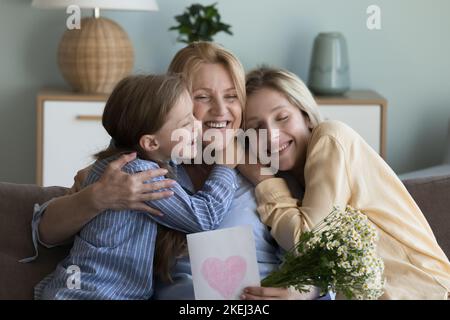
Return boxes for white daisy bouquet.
[261,206,385,300]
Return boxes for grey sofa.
[1,175,449,300]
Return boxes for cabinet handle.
[76,115,102,121]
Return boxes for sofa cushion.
[403,175,450,259]
[0,182,69,300]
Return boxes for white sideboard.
[36,90,388,187]
[37,91,108,187]
[316,90,388,159]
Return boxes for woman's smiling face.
[245,87,312,171]
[191,63,242,148]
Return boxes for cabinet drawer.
[41,101,109,187]
[318,104,381,154]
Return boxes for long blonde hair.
[168,41,246,109]
[245,67,322,127]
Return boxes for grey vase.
[308,32,350,95]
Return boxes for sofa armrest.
[0,182,69,299]
[403,175,450,259]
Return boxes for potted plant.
[169,3,232,44]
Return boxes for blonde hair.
[245,67,322,127]
[168,41,246,109]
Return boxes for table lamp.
[32,0,159,94]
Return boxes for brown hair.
[96,73,189,282]
[245,67,322,128]
[168,41,246,109]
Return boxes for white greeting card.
[187,225,260,300]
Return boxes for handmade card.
[187,225,260,300]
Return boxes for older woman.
[30,42,324,300]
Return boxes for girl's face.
[154,90,199,161]
[191,63,242,149]
[245,87,312,171]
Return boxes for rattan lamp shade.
[32,0,159,94]
[58,18,134,94]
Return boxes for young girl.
[240,67,450,299]
[36,74,239,299]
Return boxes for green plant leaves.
[169,3,233,44]
[205,4,218,19]
[189,4,203,16]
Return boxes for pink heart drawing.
[201,256,247,299]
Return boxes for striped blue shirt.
[31,156,238,300]
[27,161,333,300]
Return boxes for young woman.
[30,42,323,300]
[239,66,450,299]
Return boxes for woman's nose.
[210,98,227,116]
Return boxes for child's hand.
[215,137,245,169]
[67,164,93,194]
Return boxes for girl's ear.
[140,134,159,152]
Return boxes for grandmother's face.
[191,63,242,148]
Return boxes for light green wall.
[1,0,449,183]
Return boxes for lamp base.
[58,17,134,94]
